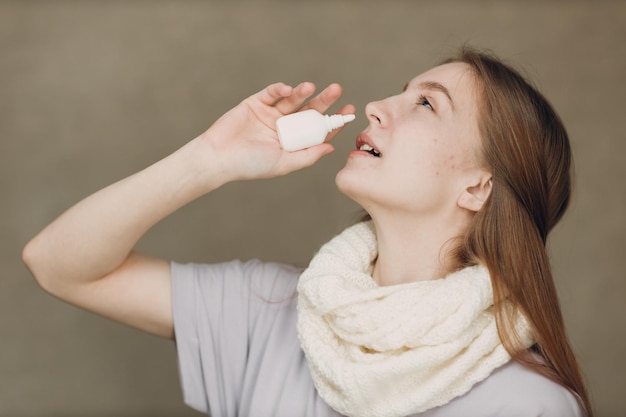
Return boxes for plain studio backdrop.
[1,1,624,416]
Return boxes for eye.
[417,94,434,111]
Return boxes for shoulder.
[420,360,583,417]
[486,360,582,415]
[171,258,302,297]
[171,258,301,280]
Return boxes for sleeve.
[170,259,300,416]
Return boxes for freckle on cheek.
[448,155,457,170]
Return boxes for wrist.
[178,134,237,192]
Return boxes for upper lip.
[356,132,381,154]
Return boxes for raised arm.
[22,82,354,339]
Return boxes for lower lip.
[348,149,378,158]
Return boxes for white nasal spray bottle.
[276,109,356,152]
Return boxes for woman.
[23,47,592,416]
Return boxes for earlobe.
[458,176,492,213]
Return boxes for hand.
[197,82,355,182]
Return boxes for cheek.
[444,154,461,171]
[415,138,458,177]
[430,134,477,177]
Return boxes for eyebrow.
[404,80,455,111]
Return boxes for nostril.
[369,114,382,125]
[365,101,383,126]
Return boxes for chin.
[335,168,374,211]
[335,167,355,198]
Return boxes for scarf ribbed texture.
[297,221,534,417]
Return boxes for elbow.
[22,238,39,280]
[22,237,58,295]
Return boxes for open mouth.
[358,143,381,157]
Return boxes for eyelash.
[417,95,434,111]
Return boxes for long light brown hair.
[448,47,593,415]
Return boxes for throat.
[370,220,461,286]
[372,260,446,286]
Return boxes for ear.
[457,173,492,213]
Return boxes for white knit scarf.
[297,222,534,417]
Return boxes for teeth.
[359,143,380,157]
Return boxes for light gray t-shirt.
[171,259,583,417]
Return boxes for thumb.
[279,144,335,174]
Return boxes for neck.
[370,210,471,286]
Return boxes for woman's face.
[336,62,486,218]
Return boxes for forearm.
[23,136,224,293]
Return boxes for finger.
[255,82,294,105]
[336,103,357,115]
[272,82,316,114]
[278,143,335,175]
[300,83,344,114]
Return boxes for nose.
[365,98,388,127]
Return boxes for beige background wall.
[2,1,624,416]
